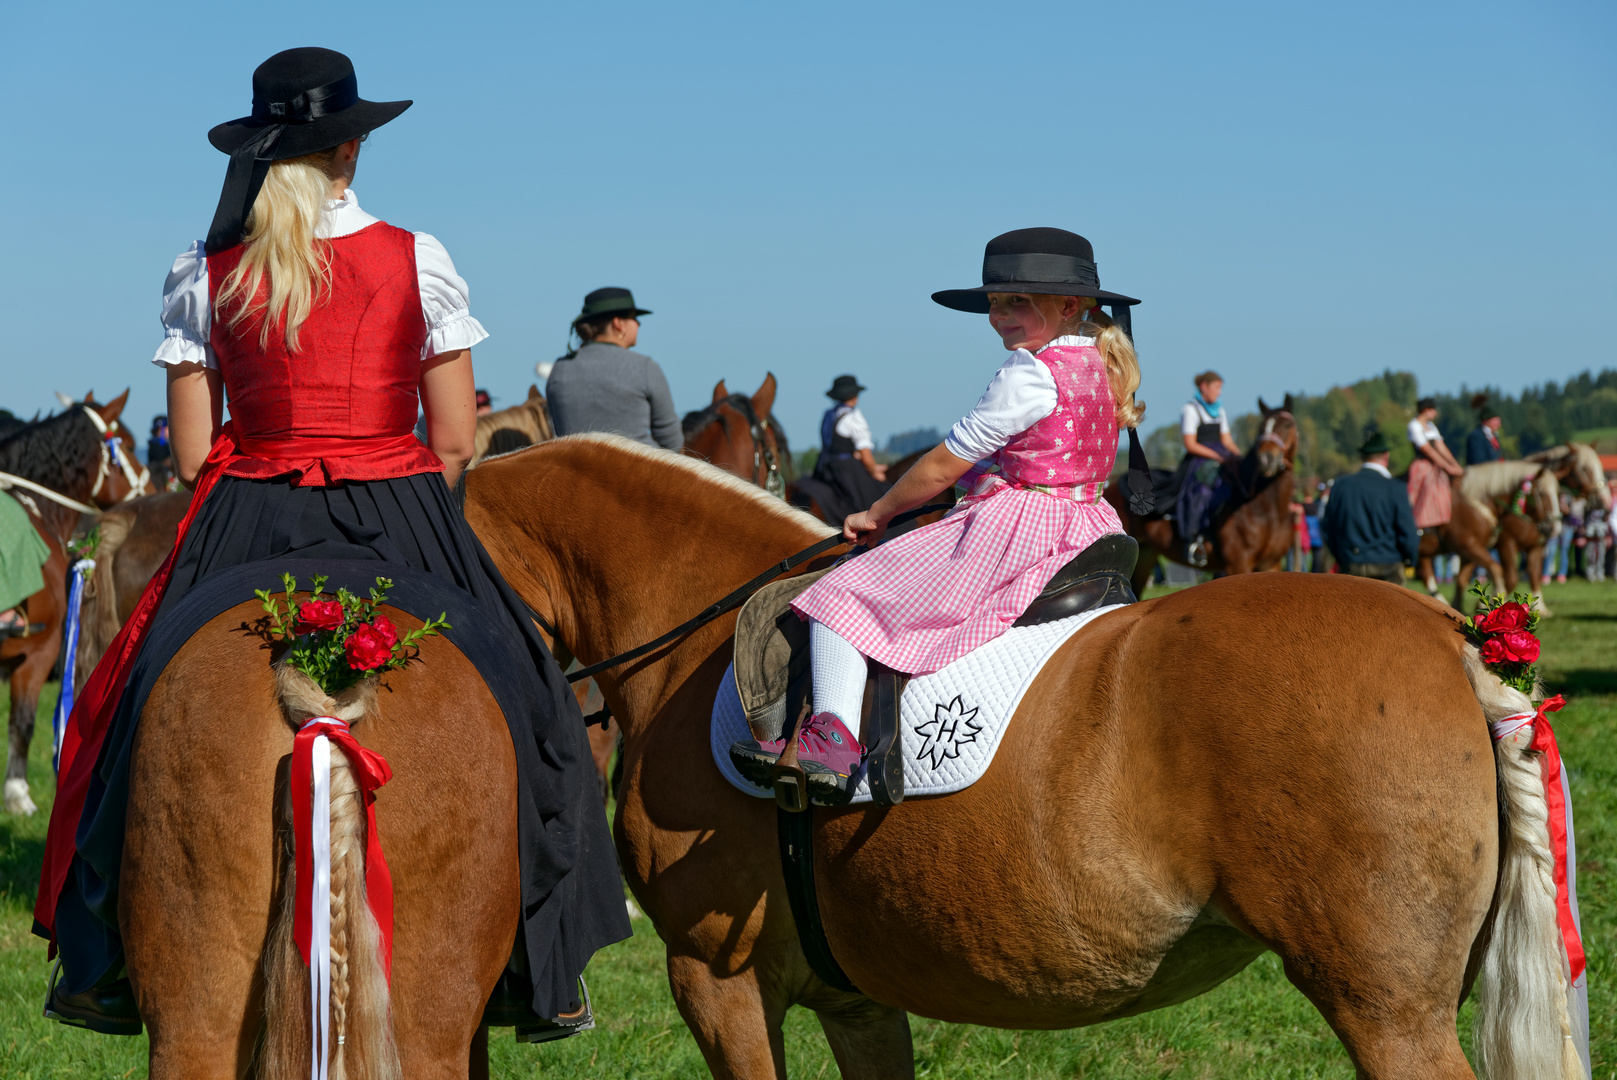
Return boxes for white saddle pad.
[710,604,1126,804]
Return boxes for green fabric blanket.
[0,491,50,610]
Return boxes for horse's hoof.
[3,779,37,816]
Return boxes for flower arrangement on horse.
[1462,581,1543,693]
[254,573,449,694]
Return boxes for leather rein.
[547,501,953,684]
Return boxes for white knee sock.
[810,619,867,740]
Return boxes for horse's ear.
[1283,393,1296,413]
[55,391,75,408]
[712,380,729,404]
[528,384,541,400]
[752,372,778,418]
[1257,396,1271,414]
[100,388,131,426]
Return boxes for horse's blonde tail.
[74,505,134,694]
[260,670,401,1080]
[1463,648,1583,1080]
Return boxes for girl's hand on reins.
[844,509,889,546]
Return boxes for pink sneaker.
[728,712,863,804]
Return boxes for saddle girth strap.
[776,807,859,993]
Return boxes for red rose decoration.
[344,622,395,671]
[1474,602,1530,635]
[372,615,400,649]
[294,598,346,635]
[1480,629,1540,665]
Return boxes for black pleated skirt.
[61,472,630,1015]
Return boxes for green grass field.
[2,581,1612,1078]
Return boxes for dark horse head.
[680,373,792,497]
[0,389,139,523]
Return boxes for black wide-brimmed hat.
[1360,427,1391,456]
[205,47,412,255]
[931,228,1141,314]
[827,375,866,401]
[572,287,652,328]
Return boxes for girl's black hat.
[931,228,1141,314]
[205,48,412,255]
[827,375,866,401]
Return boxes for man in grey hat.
[1321,428,1421,584]
[546,287,681,449]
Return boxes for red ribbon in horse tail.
[1489,694,1586,982]
[35,427,245,941]
[289,717,394,1078]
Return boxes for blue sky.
[2,0,1612,450]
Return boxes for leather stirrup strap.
[866,663,904,807]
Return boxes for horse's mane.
[0,406,100,493]
[1461,461,1543,501]
[558,433,830,535]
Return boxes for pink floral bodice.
[996,343,1117,490]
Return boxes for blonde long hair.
[214,147,346,351]
[1033,295,1146,429]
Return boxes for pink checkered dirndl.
[791,478,1124,675]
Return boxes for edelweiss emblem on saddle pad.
[710,604,1126,804]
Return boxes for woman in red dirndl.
[37,48,628,1037]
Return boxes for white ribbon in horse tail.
[51,558,96,772]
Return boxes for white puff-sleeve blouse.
[151,189,489,369]
[942,336,1097,463]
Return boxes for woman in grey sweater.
[547,287,681,449]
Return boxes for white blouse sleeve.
[1406,418,1430,447]
[834,407,875,451]
[943,350,1059,463]
[414,232,490,361]
[152,241,215,369]
[1180,402,1201,436]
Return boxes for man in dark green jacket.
[1321,429,1421,584]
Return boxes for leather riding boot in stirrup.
[44,963,143,1036]
[482,969,595,1043]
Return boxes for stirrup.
[1186,539,1208,568]
[43,960,144,1037]
[515,977,595,1044]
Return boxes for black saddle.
[1014,534,1140,626]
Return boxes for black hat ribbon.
[204,73,359,255]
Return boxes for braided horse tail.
[1463,648,1584,1080]
[260,667,401,1080]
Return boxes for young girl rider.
[38,48,628,1036]
[733,227,1143,802]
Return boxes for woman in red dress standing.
[38,48,628,1036]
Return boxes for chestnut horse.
[2,390,143,814]
[75,490,192,692]
[120,606,527,1078]
[1528,442,1610,512]
[466,433,1582,1080]
[1106,398,1298,594]
[682,374,790,498]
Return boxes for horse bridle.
[80,406,150,503]
[748,416,786,499]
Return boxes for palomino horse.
[119,608,519,1078]
[470,384,555,465]
[2,391,144,814]
[683,374,790,497]
[1529,442,1611,512]
[1106,398,1298,594]
[1419,462,1561,610]
[467,433,1581,1080]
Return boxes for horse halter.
[80,406,150,503]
